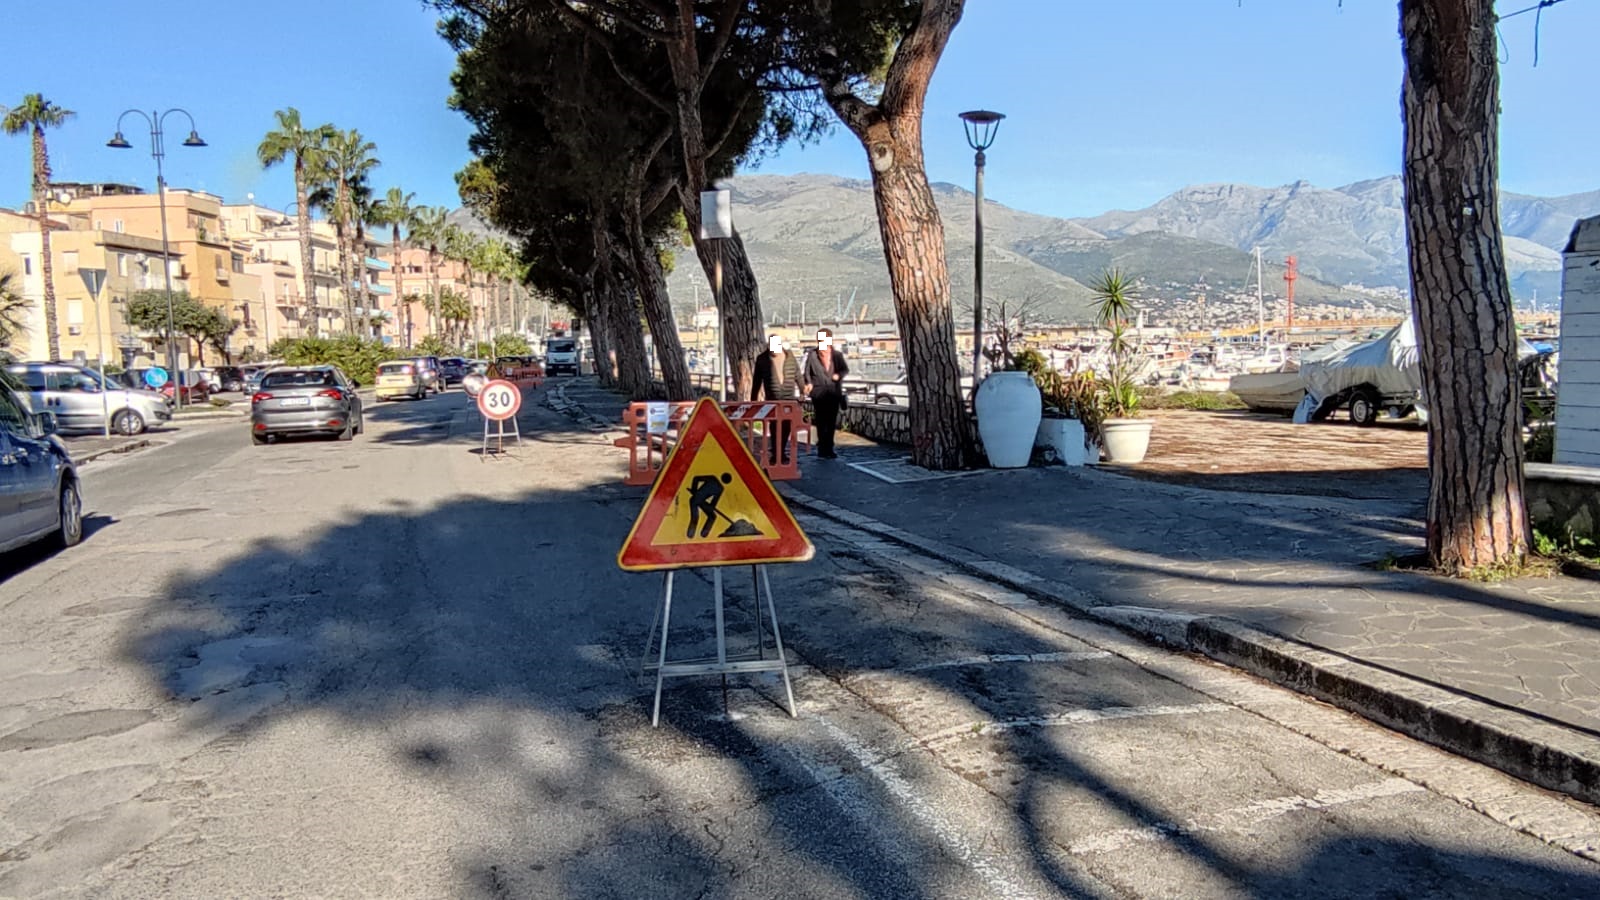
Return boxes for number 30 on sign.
[476,379,521,421]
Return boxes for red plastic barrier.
[612,400,811,485]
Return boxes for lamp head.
[106,131,132,150]
[181,130,207,148]
[959,109,1005,152]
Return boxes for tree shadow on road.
[87,473,1600,897]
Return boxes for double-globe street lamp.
[959,109,1004,385]
[106,109,206,407]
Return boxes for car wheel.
[112,409,145,436]
[56,480,83,548]
[1349,389,1381,427]
[252,431,268,446]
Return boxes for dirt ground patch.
[1107,409,1429,501]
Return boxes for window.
[113,219,124,233]
[62,250,79,273]
[117,253,129,276]
[67,301,83,326]
[94,219,102,231]
[232,253,245,274]
[263,370,336,388]
[0,385,30,433]
[11,367,47,392]
[22,256,32,275]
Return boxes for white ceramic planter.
[1035,417,1086,466]
[1101,418,1154,464]
[975,372,1042,468]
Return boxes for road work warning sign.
[617,398,813,571]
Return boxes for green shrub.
[268,336,396,387]
[1138,388,1247,411]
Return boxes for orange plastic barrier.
[613,400,811,486]
[500,363,544,388]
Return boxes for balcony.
[214,267,230,283]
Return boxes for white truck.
[544,336,581,376]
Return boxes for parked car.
[250,366,364,445]
[374,360,428,401]
[0,377,81,553]
[400,356,445,394]
[243,366,276,396]
[159,371,212,406]
[544,337,580,376]
[212,366,248,392]
[438,357,468,386]
[5,362,172,435]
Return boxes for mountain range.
[454,172,1599,326]
[661,173,1598,325]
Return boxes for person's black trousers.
[813,394,841,457]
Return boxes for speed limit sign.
[476,379,521,421]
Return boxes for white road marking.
[812,716,1043,900]
[919,702,1233,748]
[1066,778,1427,855]
[891,650,1113,673]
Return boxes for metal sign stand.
[481,413,521,459]
[641,564,796,727]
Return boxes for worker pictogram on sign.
[618,397,812,571]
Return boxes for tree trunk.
[295,163,318,338]
[680,208,762,400]
[335,215,353,328]
[393,225,408,348]
[586,296,615,386]
[1401,0,1527,574]
[624,208,692,399]
[356,220,373,325]
[33,126,60,361]
[863,123,977,469]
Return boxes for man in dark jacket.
[803,328,849,459]
[752,335,802,463]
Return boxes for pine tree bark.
[1401,0,1528,574]
[817,0,977,469]
[624,204,693,399]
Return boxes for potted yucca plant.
[1091,269,1153,464]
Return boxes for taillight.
[251,392,273,404]
[316,389,344,399]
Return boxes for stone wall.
[841,404,913,446]
[1526,463,1600,541]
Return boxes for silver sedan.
[249,366,364,445]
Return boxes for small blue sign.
[143,367,170,388]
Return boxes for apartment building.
[0,208,184,367]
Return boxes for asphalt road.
[2,385,1597,898]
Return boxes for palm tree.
[321,129,379,329]
[0,269,30,351]
[410,206,449,342]
[3,94,74,361]
[258,108,334,336]
[444,225,483,348]
[372,188,418,347]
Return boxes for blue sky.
[1,1,1593,221]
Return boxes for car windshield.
[548,340,575,353]
[263,370,336,388]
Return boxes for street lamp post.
[107,109,206,408]
[959,109,1005,385]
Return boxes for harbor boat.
[1227,370,1306,414]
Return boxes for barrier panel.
[613,400,811,486]
[498,363,545,388]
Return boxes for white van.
[545,337,581,376]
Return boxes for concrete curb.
[779,485,1600,808]
[72,439,152,464]
[171,410,246,422]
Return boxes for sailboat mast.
[1254,246,1264,345]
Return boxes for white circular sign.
[462,373,488,397]
[476,379,521,421]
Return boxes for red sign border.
[617,398,812,571]
[476,379,522,421]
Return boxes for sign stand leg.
[759,565,797,717]
[640,570,669,679]
[714,568,729,714]
[651,571,676,727]
[751,565,765,660]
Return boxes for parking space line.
[1065,778,1427,855]
[919,702,1234,748]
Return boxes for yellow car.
[375,361,427,401]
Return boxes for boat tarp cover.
[1293,318,1537,423]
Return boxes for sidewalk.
[552,379,1600,805]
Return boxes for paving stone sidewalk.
[553,379,1600,802]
